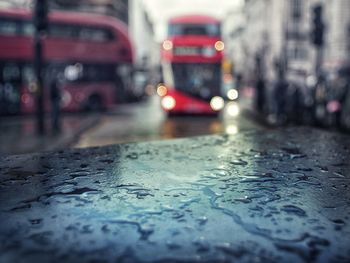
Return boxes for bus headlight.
[162,95,176,110]
[210,96,224,111]
[227,89,239,100]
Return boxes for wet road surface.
[1,127,350,262]
[0,113,99,155]
[74,96,261,148]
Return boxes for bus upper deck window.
[49,24,76,38]
[78,27,115,42]
[0,19,18,35]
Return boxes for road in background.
[0,113,99,155]
[0,94,262,155]
[74,95,263,148]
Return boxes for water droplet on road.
[230,159,248,166]
[281,205,307,217]
[126,153,138,159]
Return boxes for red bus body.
[0,8,133,114]
[160,15,224,114]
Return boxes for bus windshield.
[168,23,220,37]
[170,63,221,100]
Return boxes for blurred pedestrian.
[339,64,350,129]
[254,54,266,114]
[50,73,62,133]
[274,64,288,124]
[235,73,242,91]
[256,78,266,113]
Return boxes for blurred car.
[313,65,349,128]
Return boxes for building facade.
[322,0,350,69]
[129,0,159,68]
[225,0,350,86]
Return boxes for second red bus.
[0,8,134,115]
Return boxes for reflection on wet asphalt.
[74,96,259,148]
[1,127,350,262]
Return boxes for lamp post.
[311,4,325,77]
[33,0,48,135]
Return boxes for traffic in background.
[0,0,349,155]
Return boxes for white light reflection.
[226,102,240,117]
[225,124,238,135]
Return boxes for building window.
[288,46,308,61]
[291,0,302,20]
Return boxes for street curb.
[44,114,101,152]
[240,103,273,128]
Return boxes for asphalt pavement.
[0,94,259,155]
[1,126,349,262]
[74,95,263,148]
[0,113,99,155]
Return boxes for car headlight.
[227,89,239,100]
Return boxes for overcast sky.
[141,0,243,41]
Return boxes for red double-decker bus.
[159,15,225,114]
[0,8,133,115]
